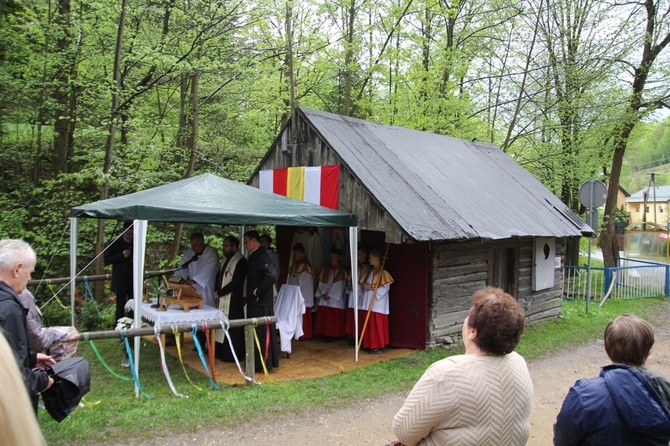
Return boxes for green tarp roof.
[70,173,357,227]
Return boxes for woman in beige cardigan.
[392,287,533,446]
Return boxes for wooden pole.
[71,316,275,383]
[357,244,390,353]
[27,268,179,286]
[244,324,255,384]
[69,316,277,341]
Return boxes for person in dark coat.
[554,314,670,445]
[104,220,134,324]
[243,230,279,372]
[213,236,247,362]
[0,239,55,413]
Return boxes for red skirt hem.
[314,307,346,338]
[299,307,313,340]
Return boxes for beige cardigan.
[393,352,533,446]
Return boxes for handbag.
[41,356,91,422]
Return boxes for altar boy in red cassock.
[359,249,393,354]
[287,243,314,340]
[314,249,348,340]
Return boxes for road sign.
[579,180,607,208]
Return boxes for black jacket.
[104,235,133,297]
[0,282,50,401]
[245,247,275,307]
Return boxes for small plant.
[79,299,115,331]
[41,301,72,326]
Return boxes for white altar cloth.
[126,299,226,329]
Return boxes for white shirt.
[174,244,220,308]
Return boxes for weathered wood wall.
[428,238,566,347]
[249,112,408,243]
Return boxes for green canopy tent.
[69,173,360,391]
[70,173,357,226]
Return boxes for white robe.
[316,270,347,310]
[360,272,391,315]
[174,244,220,308]
[288,270,314,307]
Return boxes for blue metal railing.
[564,257,670,301]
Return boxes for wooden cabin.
[249,107,591,349]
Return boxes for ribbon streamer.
[154,326,186,398]
[191,325,221,390]
[203,323,218,383]
[252,320,269,376]
[83,277,102,317]
[87,340,131,381]
[122,333,153,399]
[46,283,71,311]
[173,326,202,391]
[218,319,254,383]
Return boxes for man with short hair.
[243,230,279,372]
[174,232,220,308]
[213,236,247,362]
[259,234,279,281]
[0,239,55,413]
[554,314,670,445]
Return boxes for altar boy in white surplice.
[314,249,348,340]
[287,243,314,340]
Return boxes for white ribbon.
[154,325,186,398]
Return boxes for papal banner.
[258,165,340,210]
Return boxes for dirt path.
[127,309,670,446]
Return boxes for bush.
[80,299,115,331]
[41,300,72,326]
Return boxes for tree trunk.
[96,0,128,301]
[285,0,297,137]
[52,0,71,174]
[168,74,193,261]
[342,0,355,116]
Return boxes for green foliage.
[0,0,667,285]
[41,301,72,327]
[516,298,667,359]
[622,118,670,191]
[80,299,115,331]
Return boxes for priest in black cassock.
[242,230,279,372]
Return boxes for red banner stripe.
[320,165,340,209]
[273,168,288,197]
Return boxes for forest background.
[3,0,670,311]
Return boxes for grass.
[40,297,669,445]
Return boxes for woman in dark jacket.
[554,314,670,445]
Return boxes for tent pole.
[132,220,148,397]
[69,218,78,327]
[349,227,358,361]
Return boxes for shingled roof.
[627,186,670,203]
[298,107,591,241]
